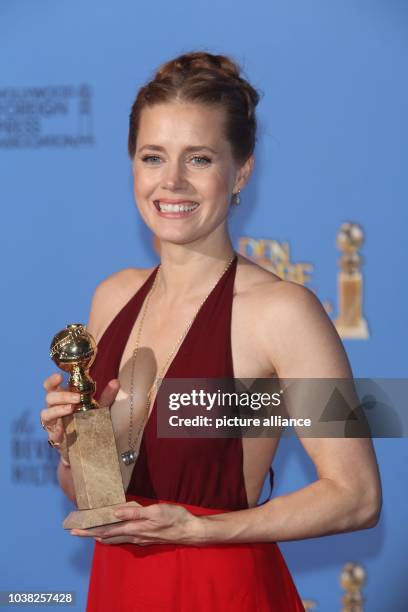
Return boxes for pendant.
[121,450,136,466]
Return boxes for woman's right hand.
[41,373,121,454]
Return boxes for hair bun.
[156,52,259,119]
[157,52,241,81]
[129,50,260,163]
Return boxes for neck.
[156,234,235,301]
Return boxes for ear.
[233,154,255,193]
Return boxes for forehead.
[137,102,228,149]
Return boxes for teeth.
[157,202,199,213]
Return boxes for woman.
[41,52,381,611]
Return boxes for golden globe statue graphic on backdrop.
[333,222,369,339]
[237,221,369,340]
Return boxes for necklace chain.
[121,254,236,466]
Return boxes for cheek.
[133,171,156,201]
[200,168,232,197]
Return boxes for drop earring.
[232,190,241,206]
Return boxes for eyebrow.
[137,144,218,155]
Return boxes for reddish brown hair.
[128,51,260,164]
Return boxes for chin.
[142,218,198,245]
[154,229,201,247]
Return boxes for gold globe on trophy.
[50,323,99,411]
[50,324,126,529]
[340,562,366,612]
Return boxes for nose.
[162,159,188,191]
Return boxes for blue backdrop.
[1,0,407,609]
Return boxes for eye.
[190,155,212,167]
[141,154,162,164]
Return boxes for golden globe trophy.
[340,562,366,612]
[334,222,369,339]
[50,324,126,529]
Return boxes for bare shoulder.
[87,266,156,343]
[235,253,282,293]
[235,254,352,378]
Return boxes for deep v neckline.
[128,255,238,437]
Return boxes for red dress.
[86,256,304,611]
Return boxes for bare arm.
[196,281,382,544]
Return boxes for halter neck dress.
[86,255,304,611]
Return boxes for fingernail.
[114,511,125,518]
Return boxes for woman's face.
[132,101,250,246]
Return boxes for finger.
[46,420,64,435]
[99,379,121,409]
[73,515,148,538]
[70,527,110,538]
[41,403,77,424]
[43,419,65,443]
[43,373,64,392]
[95,537,126,545]
[114,505,147,521]
[42,402,78,423]
[45,390,81,407]
[96,536,150,546]
[71,528,105,538]
[115,501,142,510]
[71,521,135,538]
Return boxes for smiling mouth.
[153,200,200,213]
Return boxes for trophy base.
[63,502,132,530]
[334,318,369,339]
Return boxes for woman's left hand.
[70,501,203,546]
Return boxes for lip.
[157,198,197,204]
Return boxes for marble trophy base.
[62,406,127,530]
[63,502,141,529]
